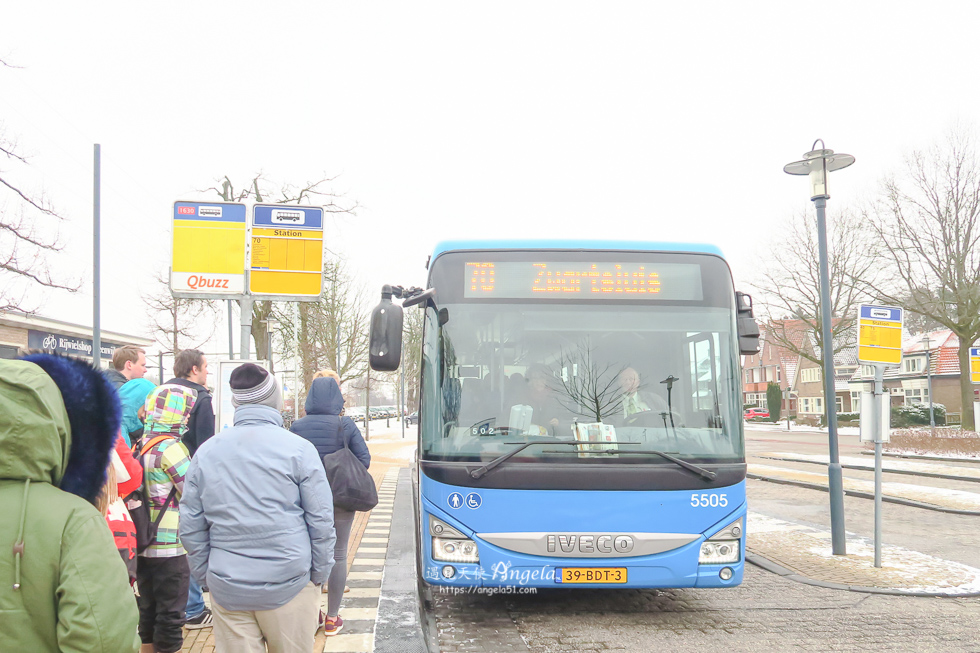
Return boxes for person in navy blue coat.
[289,373,370,635]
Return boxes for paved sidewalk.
[746,511,980,596]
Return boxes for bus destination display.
[464,261,703,300]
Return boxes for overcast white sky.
[3,2,980,353]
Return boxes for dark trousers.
[137,555,190,653]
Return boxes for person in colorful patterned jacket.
[135,384,196,653]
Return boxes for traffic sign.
[249,205,324,296]
[970,347,980,384]
[857,304,904,366]
[171,201,247,295]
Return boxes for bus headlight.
[432,537,480,563]
[699,540,740,564]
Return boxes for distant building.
[0,311,152,364]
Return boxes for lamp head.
[783,139,855,200]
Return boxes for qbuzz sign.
[170,201,247,296]
[857,304,904,366]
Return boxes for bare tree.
[143,272,218,354]
[0,108,79,311]
[551,341,627,423]
[274,258,370,404]
[401,305,425,412]
[204,173,358,361]
[751,208,877,366]
[861,129,980,430]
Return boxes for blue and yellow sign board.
[970,347,980,384]
[171,202,247,295]
[249,205,325,296]
[857,304,904,366]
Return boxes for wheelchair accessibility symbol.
[465,493,482,509]
[447,492,464,509]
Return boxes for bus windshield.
[419,251,744,466]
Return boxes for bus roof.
[431,239,726,260]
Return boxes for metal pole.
[815,196,847,555]
[401,368,406,439]
[227,299,235,359]
[873,364,884,568]
[364,369,370,441]
[159,352,164,385]
[926,346,935,436]
[92,144,101,370]
[240,296,253,360]
[294,303,300,421]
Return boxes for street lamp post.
[784,139,855,556]
[262,317,280,374]
[922,335,935,436]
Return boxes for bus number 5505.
[691,493,728,508]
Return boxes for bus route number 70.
[691,493,728,508]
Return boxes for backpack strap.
[139,434,174,456]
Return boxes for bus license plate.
[555,567,627,584]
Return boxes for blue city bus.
[369,240,760,590]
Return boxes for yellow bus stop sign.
[249,205,324,297]
[971,347,980,384]
[170,202,247,295]
[857,304,904,366]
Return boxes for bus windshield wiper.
[469,441,584,479]
[468,442,715,482]
[598,449,717,481]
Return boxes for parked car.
[407,411,418,425]
[744,407,770,419]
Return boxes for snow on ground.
[748,512,980,594]
[745,421,861,436]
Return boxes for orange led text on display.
[466,262,661,295]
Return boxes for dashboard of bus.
[418,250,745,473]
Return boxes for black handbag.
[322,418,378,512]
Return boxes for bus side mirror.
[369,286,404,371]
[735,291,760,355]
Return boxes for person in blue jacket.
[290,371,370,636]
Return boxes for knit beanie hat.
[229,363,282,410]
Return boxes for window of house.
[903,357,925,374]
[801,368,821,384]
[836,396,843,413]
[801,397,811,413]
[860,365,875,378]
[904,388,929,405]
[777,367,782,382]
[851,392,861,413]
[815,397,823,411]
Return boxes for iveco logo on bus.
[546,534,634,554]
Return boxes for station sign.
[857,304,904,366]
[970,347,980,384]
[170,201,247,295]
[249,205,324,296]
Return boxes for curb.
[758,454,980,484]
[747,473,980,516]
[375,467,431,653]
[859,450,980,465]
[746,552,980,598]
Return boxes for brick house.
[847,330,968,421]
[742,321,808,415]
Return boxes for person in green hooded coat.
[0,355,140,653]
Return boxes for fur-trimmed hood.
[0,354,120,503]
